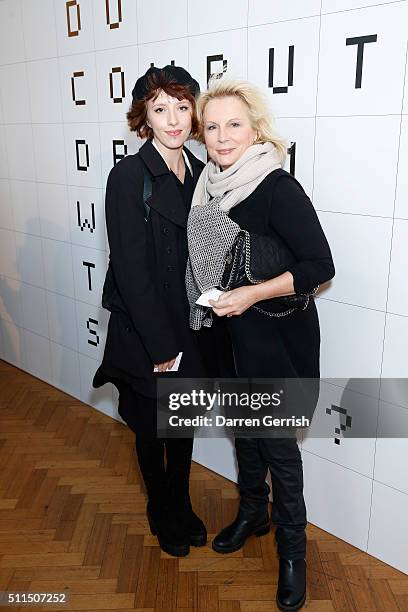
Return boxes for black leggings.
[117,380,158,440]
[116,380,194,499]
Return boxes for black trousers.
[235,436,307,560]
[114,319,235,503]
[116,380,194,505]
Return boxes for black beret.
[131,65,200,103]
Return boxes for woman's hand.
[209,286,259,317]
[154,357,177,372]
[209,272,297,318]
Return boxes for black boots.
[146,500,190,557]
[141,437,207,556]
[133,434,192,557]
[140,439,207,557]
[117,383,206,557]
[212,437,308,608]
[136,435,207,556]
[276,558,307,611]
[175,492,207,547]
[212,508,270,553]
[213,437,272,553]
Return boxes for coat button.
[166,246,172,254]
[164,282,170,289]
[162,227,169,235]
[167,265,174,272]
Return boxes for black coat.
[93,140,213,398]
[225,168,335,379]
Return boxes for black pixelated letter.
[83,260,95,291]
[150,60,175,67]
[87,317,99,346]
[109,66,125,103]
[71,71,86,105]
[346,35,377,89]
[113,140,128,165]
[77,201,96,233]
[287,141,296,176]
[268,46,294,94]
[105,0,122,29]
[207,55,227,84]
[76,140,89,171]
[66,0,81,37]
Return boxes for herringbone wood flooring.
[0,359,407,612]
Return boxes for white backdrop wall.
[0,0,407,574]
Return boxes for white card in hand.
[153,351,183,372]
[196,288,224,307]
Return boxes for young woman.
[186,77,335,609]
[93,65,218,557]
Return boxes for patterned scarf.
[186,142,282,329]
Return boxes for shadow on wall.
[0,215,116,420]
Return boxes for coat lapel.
[148,174,188,228]
[184,145,205,193]
[138,140,204,229]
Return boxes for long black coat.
[93,139,213,398]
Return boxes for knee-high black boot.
[259,437,307,611]
[212,437,270,553]
[164,437,207,547]
[117,382,190,557]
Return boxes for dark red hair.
[127,71,199,140]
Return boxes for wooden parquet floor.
[0,359,407,612]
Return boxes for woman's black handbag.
[219,230,318,317]
[101,163,153,312]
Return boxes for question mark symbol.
[326,404,352,445]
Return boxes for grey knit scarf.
[186,142,282,330]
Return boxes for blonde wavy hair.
[196,75,288,165]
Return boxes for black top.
[228,169,335,294]
[225,168,335,379]
[172,163,194,208]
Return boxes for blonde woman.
[186,77,335,610]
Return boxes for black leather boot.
[138,444,190,557]
[176,493,207,547]
[165,438,207,547]
[138,446,191,557]
[213,437,271,553]
[212,507,270,553]
[276,558,307,611]
[146,501,190,557]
